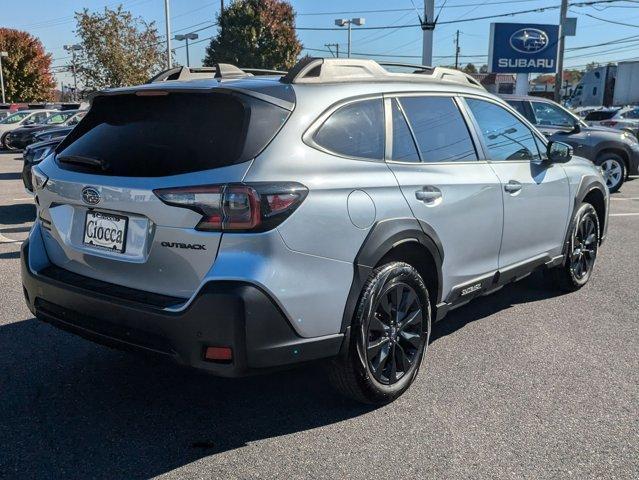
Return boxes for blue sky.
[3,0,639,87]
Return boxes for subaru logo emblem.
[509,28,549,54]
[81,187,101,205]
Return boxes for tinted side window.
[391,99,420,162]
[531,102,574,127]
[506,100,531,121]
[399,96,477,162]
[466,98,540,161]
[314,98,385,160]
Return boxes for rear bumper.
[21,239,343,376]
[628,146,639,175]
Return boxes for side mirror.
[547,141,573,164]
[570,121,581,133]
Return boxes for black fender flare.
[340,218,444,333]
[562,175,608,259]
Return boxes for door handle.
[504,180,523,194]
[415,187,442,203]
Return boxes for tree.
[479,64,488,73]
[462,63,477,74]
[0,28,55,102]
[203,0,302,70]
[585,62,600,72]
[74,6,165,90]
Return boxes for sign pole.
[515,73,529,95]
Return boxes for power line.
[295,0,639,30]
[578,11,639,26]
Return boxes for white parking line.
[611,197,639,201]
[610,213,639,217]
[12,198,33,202]
[0,232,22,244]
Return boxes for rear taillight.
[153,183,308,232]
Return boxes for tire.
[549,203,600,292]
[328,262,431,405]
[596,153,625,193]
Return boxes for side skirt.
[434,254,564,322]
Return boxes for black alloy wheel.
[366,282,423,385]
[569,208,599,281]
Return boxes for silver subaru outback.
[22,58,609,404]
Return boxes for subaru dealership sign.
[488,23,559,74]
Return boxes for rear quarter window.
[312,98,385,160]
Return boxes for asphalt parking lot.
[0,151,637,479]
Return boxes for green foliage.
[462,63,478,74]
[74,5,165,90]
[203,0,302,70]
[0,28,55,102]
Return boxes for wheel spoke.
[370,313,389,333]
[395,343,411,371]
[388,346,397,383]
[398,309,422,332]
[399,330,421,349]
[367,336,389,359]
[379,295,392,316]
[371,343,390,374]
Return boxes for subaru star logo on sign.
[488,23,559,74]
[81,186,101,205]
[510,28,549,53]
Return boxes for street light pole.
[0,52,7,104]
[334,18,365,59]
[174,33,199,67]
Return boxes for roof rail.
[280,57,484,89]
[241,68,287,76]
[147,64,249,83]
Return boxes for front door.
[385,94,504,299]
[464,97,571,269]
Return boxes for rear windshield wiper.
[57,154,109,171]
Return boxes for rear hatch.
[35,87,292,299]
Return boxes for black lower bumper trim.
[21,240,343,376]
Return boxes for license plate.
[83,211,128,253]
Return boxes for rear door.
[463,97,570,269]
[385,94,503,299]
[36,90,291,298]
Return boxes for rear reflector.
[204,346,233,362]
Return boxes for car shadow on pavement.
[431,271,562,342]
[0,203,35,226]
[0,271,562,479]
[0,317,375,479]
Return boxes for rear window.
[56,92,290,177]
[584,110,618,121]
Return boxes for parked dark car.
[4,110,85,150]
[22,136,65,192]
[501,95,639,192]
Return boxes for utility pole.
[454,30,460,70]
[0,52,7,104]
[325,43,340,58]
[554,0,568,102]
[421,0,435,66]
[335,18,365,58]
[63,44,81,101]
[164,0,172,69]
